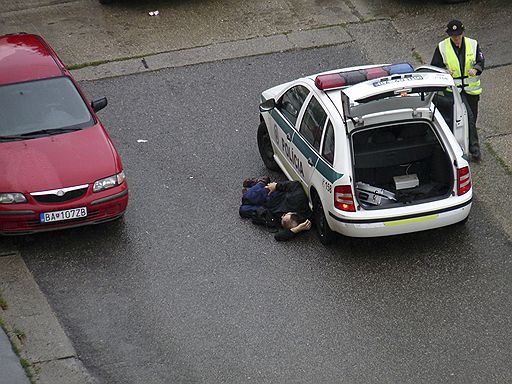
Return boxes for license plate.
[40,207,87,223]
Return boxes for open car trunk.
[351,121,453,209]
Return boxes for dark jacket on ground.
[265,181,311,220]
[239,180,312,241]
[265,181,312,241]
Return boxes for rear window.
[0,77,93,136]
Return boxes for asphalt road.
[9,45,512,383]
[1,0,511,383]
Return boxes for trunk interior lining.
[352,121,453,208]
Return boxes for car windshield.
[0,77,94,137]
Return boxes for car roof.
[0,33,64,85]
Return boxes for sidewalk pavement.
[0,244,28,384]
[0,325,30,384]
[0,253,97,384]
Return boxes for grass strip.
[67,52,154,70]
[0,289,7,310]
[0,313,36,383]
[485,142,512,176]
[411,48,425,65]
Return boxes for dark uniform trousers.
[461,92,480,153]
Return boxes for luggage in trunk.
[352,122,453,209]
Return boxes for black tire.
[99,0,113,4]
[312,193,336,245]
[257,121,280,171]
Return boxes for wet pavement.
[0,0,512,384]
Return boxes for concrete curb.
[72,25,352,81]
[0,253,97,384]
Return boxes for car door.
[270,84,310,179]
[414,65,469,154]
[450,87,470,155]
[314,119,341,193]
[292,93,328,186]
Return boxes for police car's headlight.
[93,171,126,193]
[0,193,27,204]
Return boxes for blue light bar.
[387,63,414,75]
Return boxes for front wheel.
[257,121,280,171]
[313,194,336,245]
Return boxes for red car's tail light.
[334,185,356,212]
[457,166,471,196]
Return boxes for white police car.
[257,63,472,243]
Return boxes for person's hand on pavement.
[291,219,312,233]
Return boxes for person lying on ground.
[239,178,312,241]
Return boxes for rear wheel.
[313,193,336,245]
[257,121,280,171]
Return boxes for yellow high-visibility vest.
[439,37,482,95]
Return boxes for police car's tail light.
[334,185,356,212]
[315,63,414,90]
[457,166,471,196]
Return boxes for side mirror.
[259,99,275,113]
[91,97,108,112]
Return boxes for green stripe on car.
[270,110,295,136]
[316,158,343,184]
[270,110,343,184]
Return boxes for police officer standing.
[431,19,485,161]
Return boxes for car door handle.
[307,157,314,166]
[286,133,292,141]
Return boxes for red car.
[0,33,128,235]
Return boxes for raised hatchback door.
[450,88,470,155]
[415,65,470,155]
